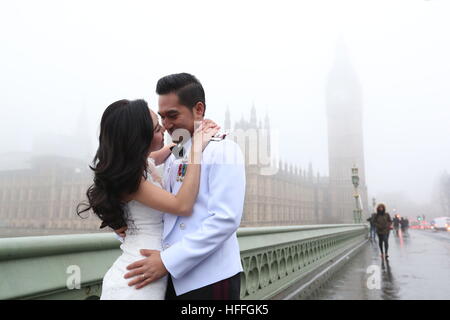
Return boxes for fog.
[1,0,449,220]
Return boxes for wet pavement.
[313,229,450,300]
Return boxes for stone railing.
[0,224,367,300]
[238,224,368,299]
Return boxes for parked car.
[430,217,450,231]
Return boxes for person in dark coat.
[367,212,377,240]
[373,203,392,260]
[393,215,400,236]
[400,217,405,232]
[400,217,409,235]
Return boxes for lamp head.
[351,165,359,188]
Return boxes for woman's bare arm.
[131,121,219,216]
[132,162,199,216]
[149,143,177,166]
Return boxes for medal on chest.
[176,162,188,182]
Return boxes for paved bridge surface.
[312,229,450,300]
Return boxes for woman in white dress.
[77,99,219,299]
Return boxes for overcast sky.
[1,0,449,206]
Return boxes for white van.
[430,217,450,231]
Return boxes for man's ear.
[193,102,205,121]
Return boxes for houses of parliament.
[0,45,369,237]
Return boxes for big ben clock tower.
[326,40,369,222]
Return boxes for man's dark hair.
[156,73,206,115]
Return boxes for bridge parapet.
[238,224,368,299]
[0,224,368,300]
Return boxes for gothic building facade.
[227,105,332,227]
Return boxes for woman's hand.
[114,225,128,238]
[193,119,221,151]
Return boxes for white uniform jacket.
[160,138,246,296]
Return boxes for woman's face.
[149,109,165,152]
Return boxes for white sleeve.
[160,141,246,279]
[114,233,124,243]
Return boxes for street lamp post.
[351,165,362,224]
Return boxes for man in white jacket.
[123,73,246,299]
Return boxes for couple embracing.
[78,73,246,300]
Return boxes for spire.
[263,110,271,157]
[326,36,362,113]
[308,162,314,181]
[250,102,257,127]
[225,106,231,130]
[264,111,270,130]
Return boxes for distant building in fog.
[0,154,101,236]
[0,109,101,237]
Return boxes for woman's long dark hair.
[77,99,154,230]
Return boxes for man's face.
[158,92,203,138]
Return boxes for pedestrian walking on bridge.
[373,203,392,260]
[367,212,377,240]
[393,215,400,237]
[400,217,409,236]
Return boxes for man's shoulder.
[203,138,244,165]
[206,138,240,151]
